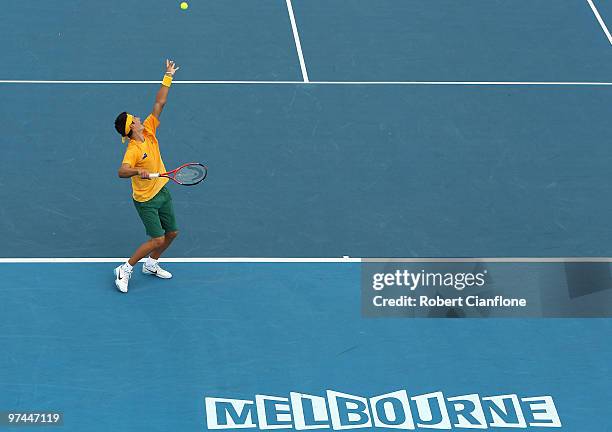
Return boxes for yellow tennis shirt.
[121,115,169,202]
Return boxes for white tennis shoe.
[142,262,173,279]
[114,265,132,293]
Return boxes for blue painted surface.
[2,0,612,258]
[293,0,612,81]
[0,0,300,81]
[2,85,612,257]
[0,263,611,431]
[1,2,611,430]
[589,0,612,45]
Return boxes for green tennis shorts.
[133,187,178,238]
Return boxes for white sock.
[122,262,133,272]
[145,257,158,268]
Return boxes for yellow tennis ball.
[180,2,188,10]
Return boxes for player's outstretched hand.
[165,59,180,76]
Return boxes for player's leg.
[143,231,176,279]
[131,199,167,264]
[115,236,165,292]
[115,199,166,292]
[129,236,166,266]
[143,187,177,278]
[150,230,179,260]
[150,187,179,260]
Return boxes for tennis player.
[113,60,180,293]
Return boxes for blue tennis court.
[1,1,611,430]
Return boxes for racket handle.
[149,173,160,178]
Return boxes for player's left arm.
[152,59,180,119]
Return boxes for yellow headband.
[122,113,134,143]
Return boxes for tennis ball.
[180,2,188,10]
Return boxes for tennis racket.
[149,162,208,186]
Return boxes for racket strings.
[175,164,206,185]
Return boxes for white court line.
[2,80,612,86]
[1,257,612,263]
[0,258,360,263]
[285,0,309,82]
[587,0,612,45]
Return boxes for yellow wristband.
[162,74,173,87]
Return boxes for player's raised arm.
[152,59,180,119]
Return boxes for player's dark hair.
[114,111,132,138]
